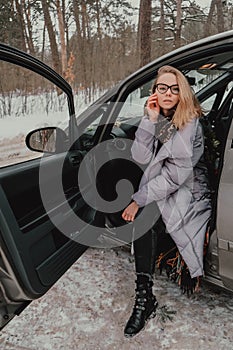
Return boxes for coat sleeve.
[131,116,157,164]
[132,119,198,207]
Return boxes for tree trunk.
[41,0,61,74]
[56,0,67,76]
[94,0,102,87]
[62,0,70,57]
[24,0,35,55]
[138,0,152,67]
[205,0,217,36]
[216,0,224,32]
[160,0,166,54]
[41,24,46,61]
[14,0,27,52]
[73,0,85,88]
[96,0,102,44]
[174,0,182,48]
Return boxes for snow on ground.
[0,247,233,350]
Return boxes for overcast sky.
[192,0,211,7]
[132,0,211,9]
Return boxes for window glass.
[186,69,223,92]
[201,94,217,113]
[0,61,69,167]
[117,80,154,122]
[77,102,112,150]
[200,81,233,113]
[115,69,228,124]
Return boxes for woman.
[122,65,211,337]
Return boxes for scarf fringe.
[156,227,210,296]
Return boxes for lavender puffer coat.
[131,115,212,278]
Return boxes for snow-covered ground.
[0,247,233,350]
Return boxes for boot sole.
[124,301,158,338]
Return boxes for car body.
[1,30,233,330]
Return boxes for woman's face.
[155,72,180,115]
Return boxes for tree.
[6,0,229,96]
[72,0,88,90]
[0,0,22,48]
[216,0,225,32]
[152,0,207,55]
[56,0,67,76]
[159,0,166,53]
[138,0,152,67]
[174,0,182,48]
[14,0,27,52]
[41,0,61,74]
[206,0,225,35]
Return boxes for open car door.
[0,44,90,329]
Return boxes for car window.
[117,80,153,122]
[0,60,69,168]
[186,69,223,92]
[114,68,231,124]
[220,81,233,107]
[78,102,113,150]
[201,94,217,112]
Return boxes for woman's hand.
[145,93,160,122]
[122,201,139,222]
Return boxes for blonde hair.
[152,65,202,129]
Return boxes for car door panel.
[0,45,90,329]
[0,153,88,298]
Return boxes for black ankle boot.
[124,278,158,338]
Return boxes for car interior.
[76,50,233,261]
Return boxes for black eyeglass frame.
[155,83,180,95]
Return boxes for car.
[1,30,233,330]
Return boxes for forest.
[0,0,232,100]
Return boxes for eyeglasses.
[155,83,179,95]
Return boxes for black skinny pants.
[133,228,157,276]
[132,202,161,276]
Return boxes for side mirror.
[26,127,68,154]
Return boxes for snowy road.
[0,247,233,350]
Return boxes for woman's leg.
[134,228,157,276]
[124,228,158,337]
